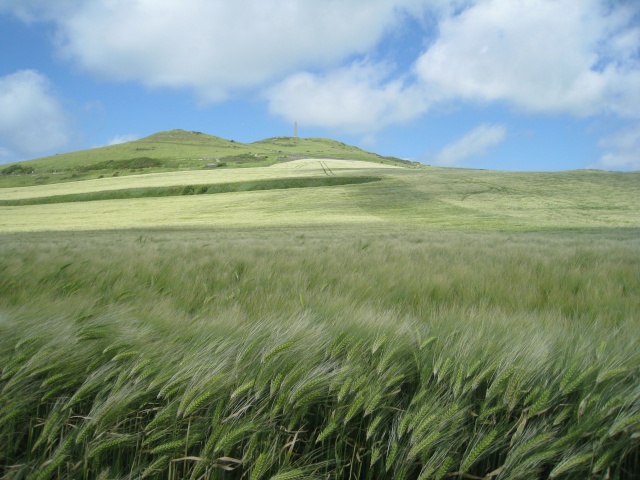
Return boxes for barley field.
[0,160,639,479]
[0,159,397,201]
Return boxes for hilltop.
[0,129,417,187]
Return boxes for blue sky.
[0,0,638,171]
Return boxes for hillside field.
[0,130,415,188]
[0,158,639,479]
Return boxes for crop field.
[0,159,639,479]
[0,160,397,201]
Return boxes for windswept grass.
[0,227,639,479]
[0,159,638,478]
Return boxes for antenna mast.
[294,121,298,138]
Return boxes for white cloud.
[596,124,640,171]
[434,123,506,166]
[415,0,640,117]
[2,0,639,138]
[0,70,72,161]
[267,61,427,134]
[3,0,421,103]
[108,134,140,146]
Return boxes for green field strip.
[0,175,381,206]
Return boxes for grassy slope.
[0,159,637,232]
[1,228,638,479]
[0,130,415,187]
[0,159,639,478]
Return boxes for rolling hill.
[0,129,417,187]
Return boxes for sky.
[0,0,639,171]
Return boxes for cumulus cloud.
[266,0,640,131]
[267,61,427,134]
[2,0,421,103]
[0,70,71,161]
[415,0,640,117]
[2,0,639,136]
[596,124,640,171]
[434,123,506,166]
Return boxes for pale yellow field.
[0,159,399,200]
[0,186,384,232]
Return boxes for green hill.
[0,129,416,187]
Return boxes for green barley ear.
[261,340,295,364]
[271,468,308,480]
[558,361,580,394]
[592,449,617,475]
[459,429,498,473]
[0,404,23,430]
[608,411,640,437]
[250,452,273,480]
[596,366,629,384]
[182,390,217,418]
[88,434,135,459]
[344,394,366,422]
[385,442,399,472]
[32,435,75,480]
[328,332,350,358]
[150,439,184,455]
[434,456,454,480]
[561,364,598,396]
[553,405,573,426]
[549,451,593,478]
[366,414,385,440]
[363,391,383,416]
[230,380,254,399]
[141,455,169,478]
[216,421,256,453]
[31,408,64,452]
[315,419,338,443]
[95,468,112,480]
[528,387,552,417]
[452,364,465,398]
[370,445,382,466]
[40,372,67,389]
[144,402,178,433]
[336,377,353,402]
[407,430,441,460]
[371,334,386,354]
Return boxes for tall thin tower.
[294,121,298,138]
